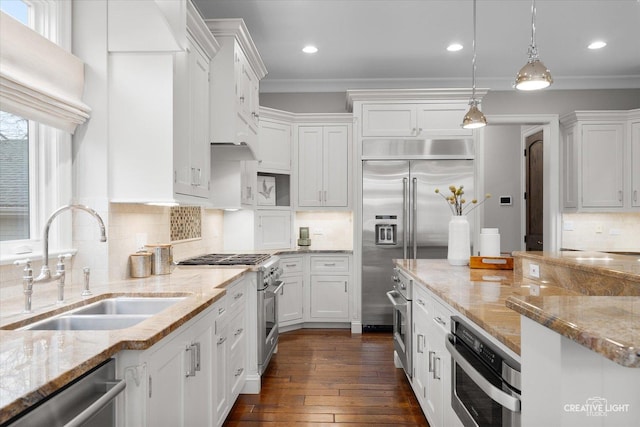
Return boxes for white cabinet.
[361,103,472,137]
[222,209,292,251]
[256,209,292,251]
[306,255,351,322]
[297,125,351,208]
[210,160,257,209]
[561,110,640,211]
[412,283,462,427]
[632,120,640,208]
[278,256,304,327]
[208,19,267,159]
[109,1,218,204]
[259,116,292,173]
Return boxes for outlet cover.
[529,263,540,278]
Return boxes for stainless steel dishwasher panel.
[5,359,125,427]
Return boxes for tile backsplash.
[170,206,202,242]
[294,211,353,250]
[562,212,640,252]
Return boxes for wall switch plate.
[595,224,603,233]
[136,233,148,250]
[563,221,575,231]
[529,263,540,278]
[609,228,621,236]
[529,283,540,296]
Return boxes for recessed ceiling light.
[447,43,463,52]
[302,45,318,54]
[588,40,607,50]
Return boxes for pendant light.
[514,0,553,90]
[462,0,487,129]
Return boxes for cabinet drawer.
[431,298,453,335]
[226,278,247,314]
[229,308,246,353]
[281,256,303,275]
[310,255,350,273]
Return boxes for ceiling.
[192,0,640,93]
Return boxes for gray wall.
[260,89,640,114]
[482,125,523,254]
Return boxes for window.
[0,0,72,260]
[1,1,31,243]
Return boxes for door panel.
[362,160,409,326]
[410,160,474,257]
[526,131,544,251]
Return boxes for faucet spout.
[39,204,107,281]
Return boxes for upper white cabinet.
[632,120,640,208]
[207,19,267,160]
[222,209,292,251]
[361,103,472,137]
[109,1,219,204]
[561,109,640,211]
[296,120,352,209]
[259,108,293,173]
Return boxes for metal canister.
[130,251,152,278]
[145,244,173,275]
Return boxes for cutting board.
[469,256,514,270]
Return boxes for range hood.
[210,142,258,161]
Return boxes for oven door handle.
[386,290,407,315]
[267,280,284,296]
[446,335,521,413]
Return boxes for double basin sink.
[12,297,186,331]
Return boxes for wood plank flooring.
[224,329,429,426]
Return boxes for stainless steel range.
[178,253,283,375]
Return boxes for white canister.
[479,228,501,257]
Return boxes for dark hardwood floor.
[224,328,429,426]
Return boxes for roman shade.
[0,11,91,134]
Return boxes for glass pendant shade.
[515,58,553,90]
[462,100,487,129]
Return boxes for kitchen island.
[394,251,640,427]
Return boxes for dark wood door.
[526,130,544,251]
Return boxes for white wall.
[481,125,523,254]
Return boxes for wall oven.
[257,257,283,375]
[446,316,521,427]
[386,267,412,378]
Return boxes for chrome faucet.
[14,204,107,312]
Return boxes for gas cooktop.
[178,253,271,266]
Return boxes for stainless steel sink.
[71,297,186,315]
[21,314,152,330]
[14,296,187,331]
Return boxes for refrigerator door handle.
[412,177,417,259]
[403,177,408,259]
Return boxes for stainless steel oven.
[386,267,412,378]
[446,316,521,427]
[257,256,283,374]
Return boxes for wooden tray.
[469,256,514,270]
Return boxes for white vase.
[448,215,470,266]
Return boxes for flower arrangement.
[435,185,491,216]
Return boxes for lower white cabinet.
[277,253,353,328]
[116,277,248,427]
[411,283,462,427]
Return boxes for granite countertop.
[394,259,580,356]
[506,295,640,368]
[0,266,247,424]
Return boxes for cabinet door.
[188,41,212,198]
[241,160,257,206]
[323,126,349,207]
[297,126,324,206]
[581,124,625,208]
[416,104,472,136]
[278,275,304,324]
[309,275,349,320]
[632,121,640,208]
[562,126,578,209]
[147,338,186,426]
[256,210,291,249]
[259,120,292,172]
[362,104,417,137]
[412,296,430,406]
[214,321,229,425]
[184,318,214,427]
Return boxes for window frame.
[0,0,73,264]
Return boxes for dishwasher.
[4,359,125,427]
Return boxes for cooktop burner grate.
[178,253,271,266]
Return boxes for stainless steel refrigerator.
[361,139,475,327]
